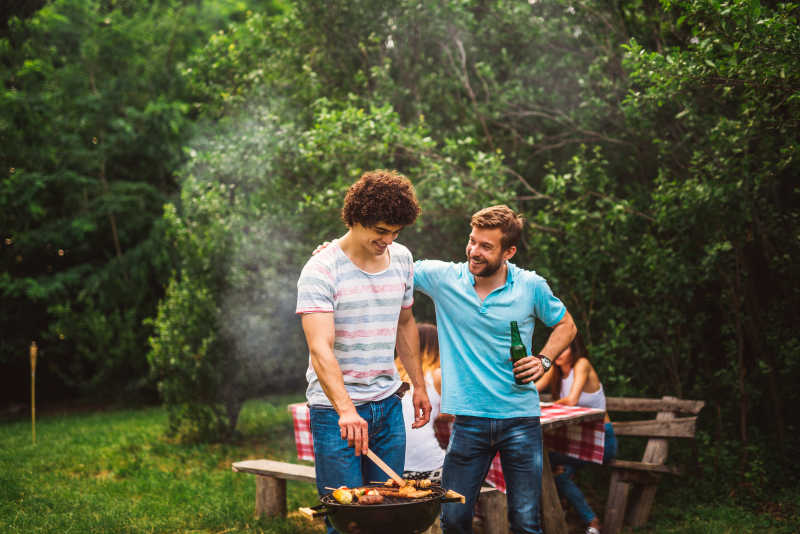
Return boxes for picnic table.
[289,401,605,534]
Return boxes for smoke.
[183,97,309,396]
[174,0,600,399]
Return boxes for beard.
[469,256,504,277]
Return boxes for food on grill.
[331,487,388,505]
[398,485,433,499]
[356,490,384,505]
[384,478,433,489]
[332,487,354,504]
[329,484,436,504]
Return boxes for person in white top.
[395,322,447,482]
[535,333,617,534]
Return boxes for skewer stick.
[30,341,37,445]
[365,448,406,487]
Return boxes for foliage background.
[2,0,799,514]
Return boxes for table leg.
[541,448,568,534]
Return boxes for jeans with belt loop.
[442,415,543,534]
[309,393,406,534]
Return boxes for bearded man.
[413,204,576,534]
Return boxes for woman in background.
[536,333,617,534]
[396,322,446,482]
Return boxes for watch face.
[540,356,552,371]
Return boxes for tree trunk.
[733,248,748,454]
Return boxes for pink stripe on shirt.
[335,327,396,338]
[335,282,406,297]
[342,368,395,379]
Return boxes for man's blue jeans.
[309,393,405,534]
[442,415,543,534]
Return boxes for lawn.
[0,395,323,534]
[2,396,797,533]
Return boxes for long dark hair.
[550,332,589,401]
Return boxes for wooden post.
[603,470,630,534]
[30,342,37,445]
[541,449,568,534]
[478,488,508,534]
[627,397,675,527]
[254,475,286,518]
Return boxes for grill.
[306,485,463,534]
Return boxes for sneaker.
[585,527,601,534]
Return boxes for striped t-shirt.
[296,240,414,406]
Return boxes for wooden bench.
[232,459,504,533]
[602,395,705,534]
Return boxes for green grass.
[0,395,324,533]
[3,397,797,533]
[567,464,799,534]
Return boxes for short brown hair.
[470,205,524,249]
[341,170,420,228]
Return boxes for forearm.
[302,313,356,416]
[535,368,553,393]
[310,349,356,415]
[539,310,577,360]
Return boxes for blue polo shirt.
[414,260,566,418]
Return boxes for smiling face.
[352,221,403,256]
[466,226,516,277]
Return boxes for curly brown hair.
[341,170,420,228]
[470,204,524,250]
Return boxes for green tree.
[0,0,272,402]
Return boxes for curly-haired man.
[296,170,431,532]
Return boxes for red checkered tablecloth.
[288,402,605,493]
[290,402,316,462]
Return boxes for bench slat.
[232,459,317,483]
[607,459,683,475]
[612,416,697,438]
[606,397,705,414]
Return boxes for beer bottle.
[510,321,528,385]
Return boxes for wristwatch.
[537,354,553,371]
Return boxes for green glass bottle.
[510,321,527,385]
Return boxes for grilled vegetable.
[332,488,353,504]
